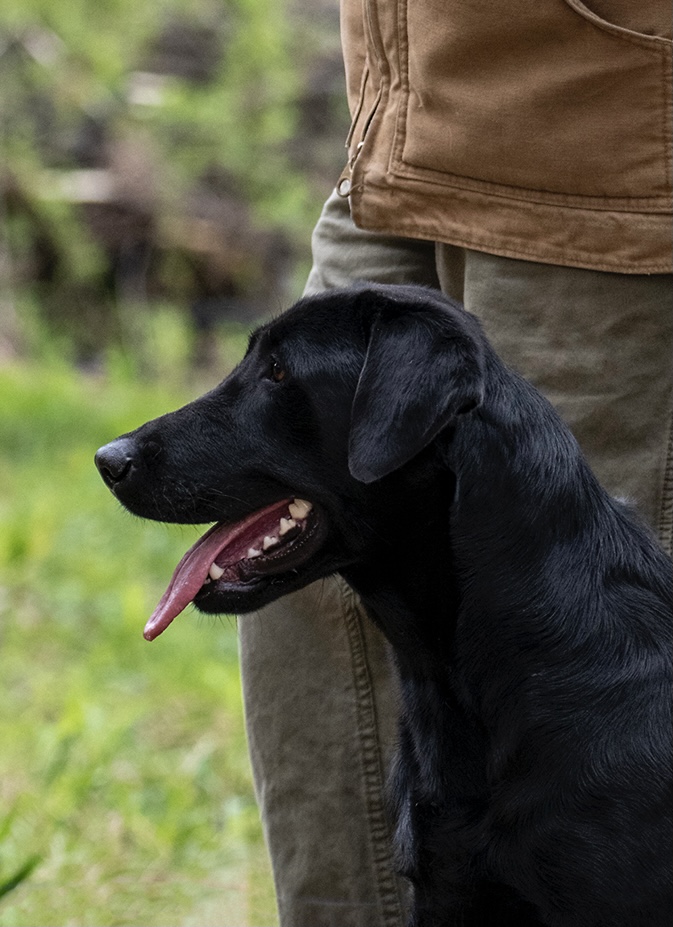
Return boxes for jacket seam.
[385,165,671,210]
[350,174,672,218]
[561,0,673,51]
[661,44,673,190]
[391,0,409,173]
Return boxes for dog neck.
[342,449,460,671]
[448,359,603,555]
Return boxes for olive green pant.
[239,190,673,927]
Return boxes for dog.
[95,284,673,927]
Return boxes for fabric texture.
[239,190,673,927]
[340,0,673,273]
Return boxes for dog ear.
[348,288,485,484]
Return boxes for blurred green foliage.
[0,2,346,920]
[0,317,278,924]
[0,0,347,358]
[0,0,316,220]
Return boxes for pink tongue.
[143,499,291,641]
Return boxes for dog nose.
[95,437,137,488]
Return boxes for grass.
[0,331,279,926]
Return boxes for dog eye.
[268,358,286,383]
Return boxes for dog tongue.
[143,499,291,641]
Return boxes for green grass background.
[0,319,279,925]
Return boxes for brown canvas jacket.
[339,0,673,273]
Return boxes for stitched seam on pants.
[658,406,673,555]
[339,577,405,927]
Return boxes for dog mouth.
[143,498,320,641]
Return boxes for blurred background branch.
[0,0,347,368]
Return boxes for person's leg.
[304,190,441,296]
[239,190,439,927]
[437,247,673,551]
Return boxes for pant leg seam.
[338,577,406,927]
[658,404,673,555]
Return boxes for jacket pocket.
[395,0,672,202]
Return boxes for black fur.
[96,284,673,926]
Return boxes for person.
[239,2,673,925]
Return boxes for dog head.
[95,284,485,638]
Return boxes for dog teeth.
[289,499,312,520]
[206,503,312,577]
[239,503,312,562]
[279,517,297,536]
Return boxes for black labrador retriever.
[95,284,673,927]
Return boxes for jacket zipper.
[338,105,379,196]
[338,0,387,196]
